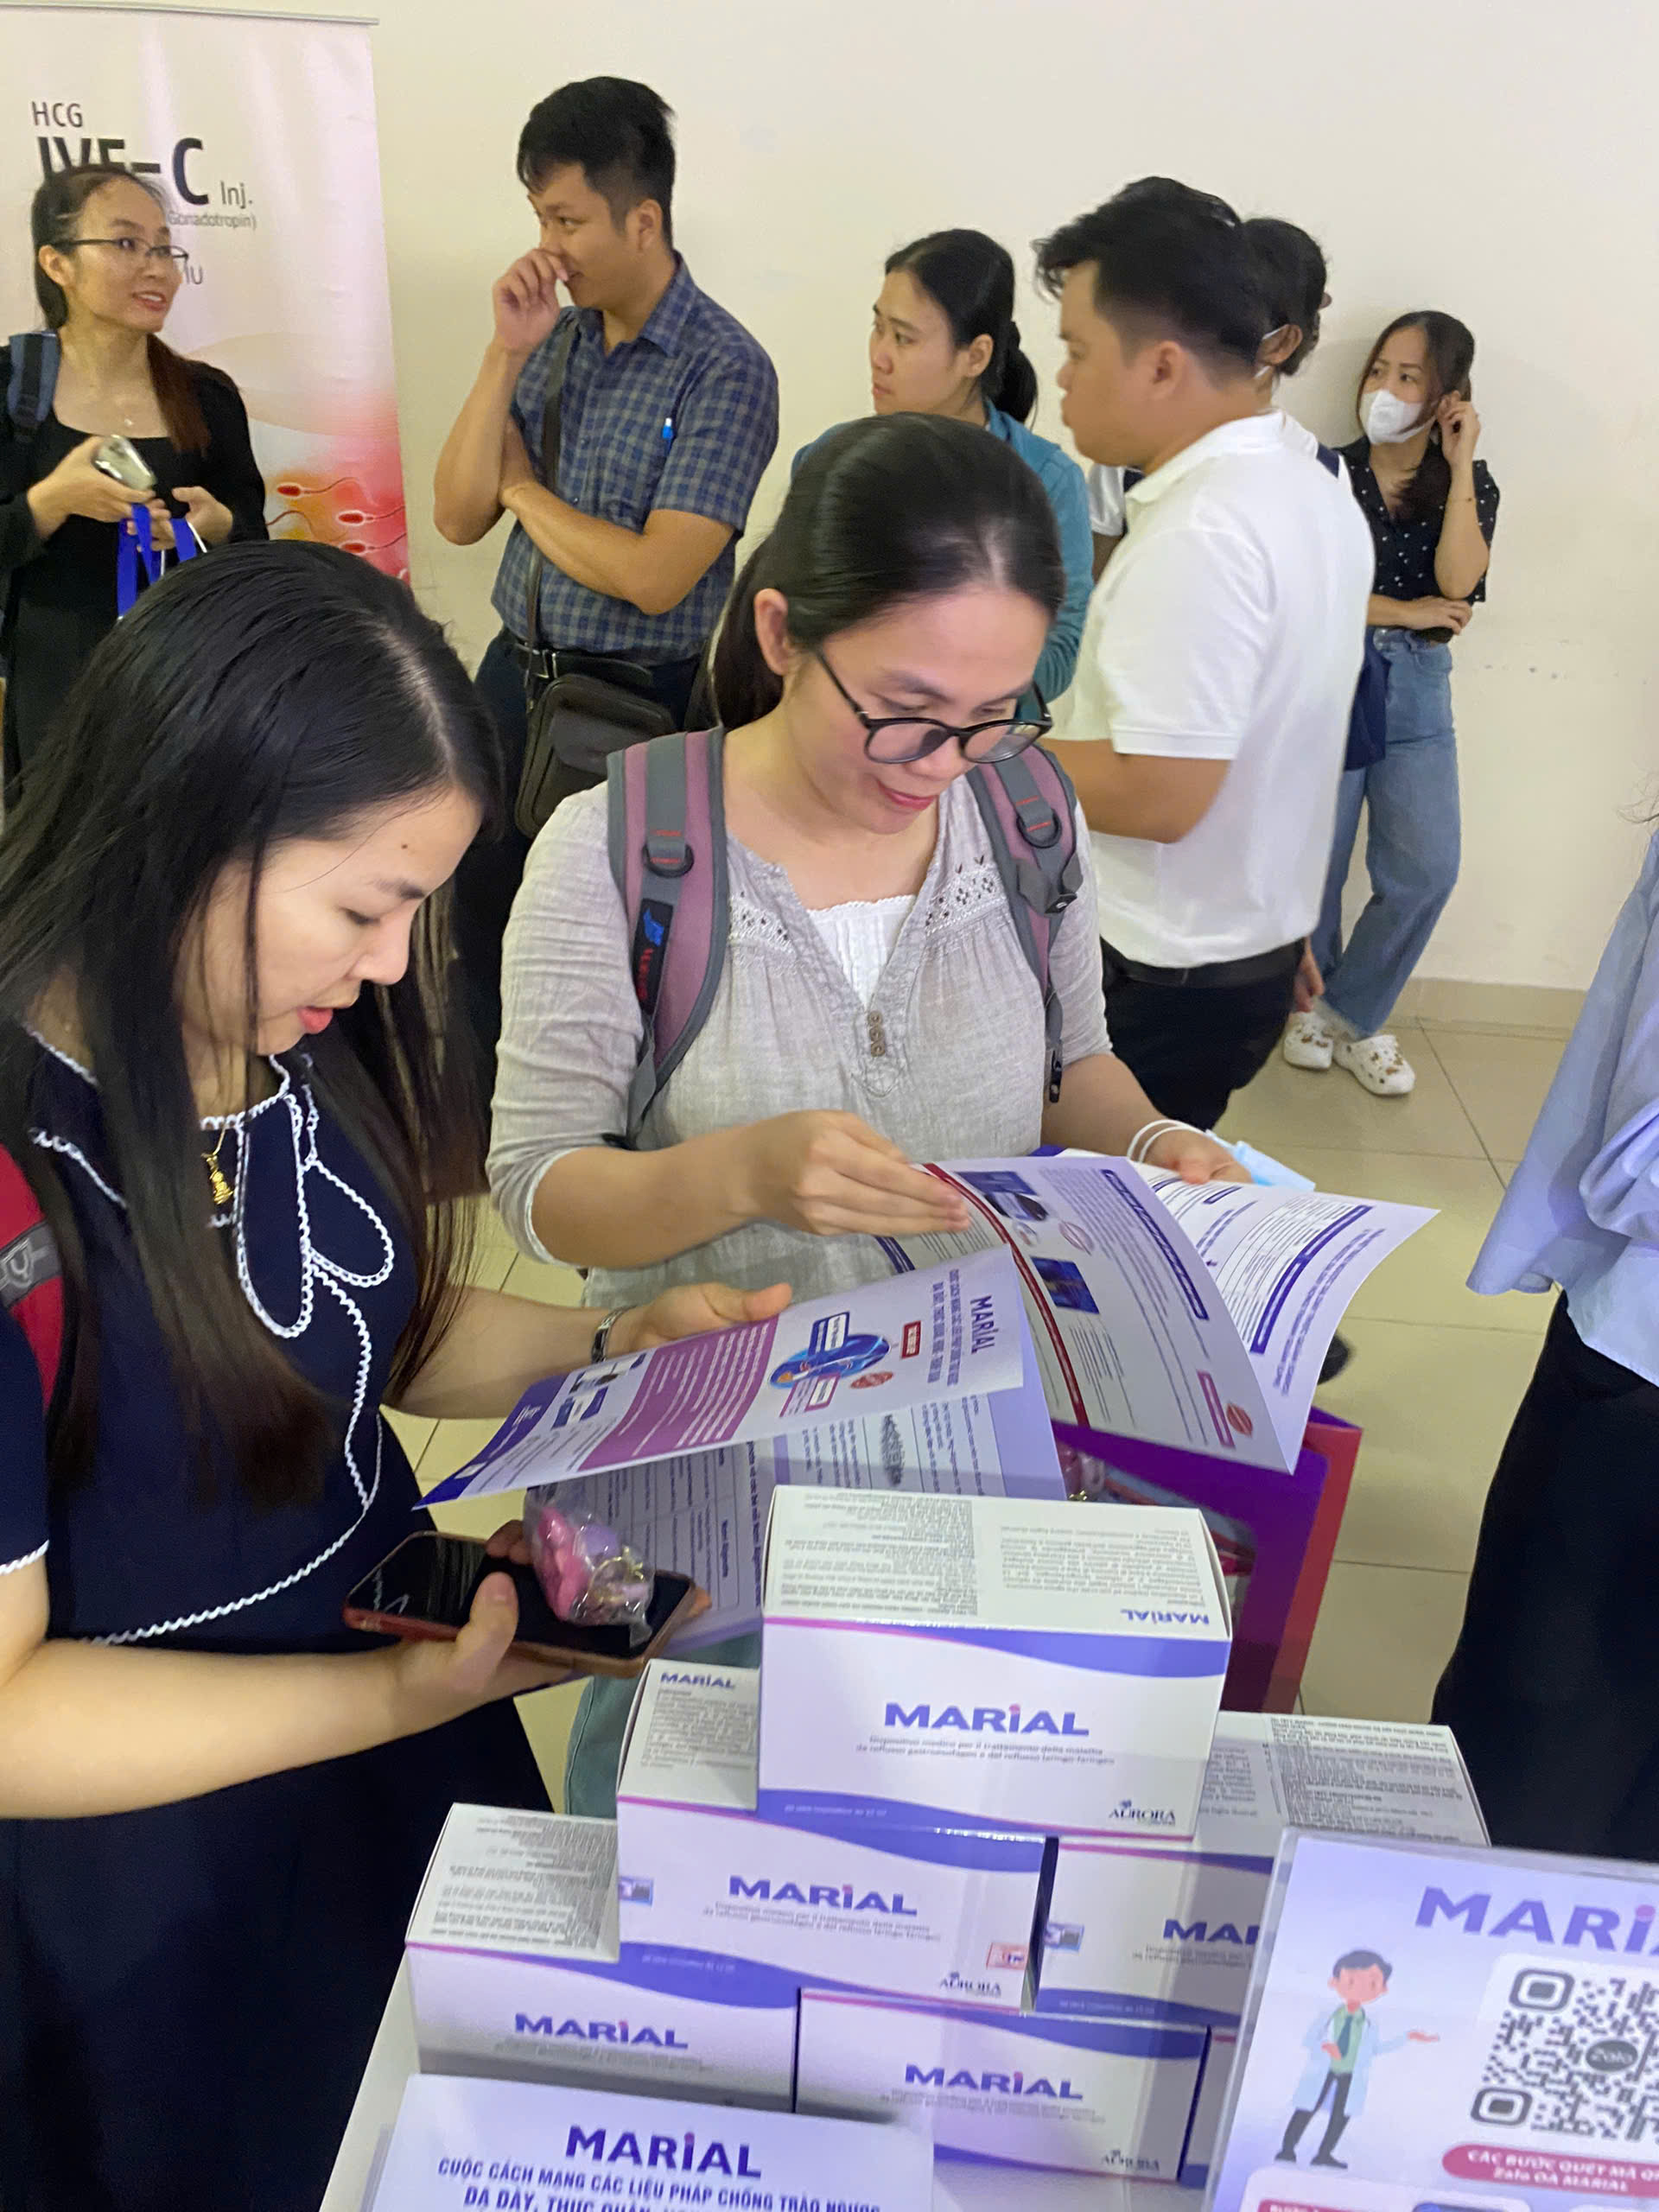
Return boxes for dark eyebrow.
[373,876,429,903]
[874,305,922,337]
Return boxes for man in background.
[1036,179,1371,1135]
[435,76,778,1111]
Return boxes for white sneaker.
[1282,1013,1334,1071]
[1334,1032,1416,1096]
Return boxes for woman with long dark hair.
[1285,310,1498,1096]
[489,414,1245,1818]
[0,163,268,800]
[794,230,1091,704]
[0,542,785,2209]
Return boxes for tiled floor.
[389,1011,1567,1802]
[1217,1014,1566,1725]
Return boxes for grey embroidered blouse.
[487,776,1113,1313]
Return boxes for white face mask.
[1363,388,1427,444]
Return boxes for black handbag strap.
[522,314,580,655]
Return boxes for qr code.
[1475,1956,1659,2140]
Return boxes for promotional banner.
[0,4,407,574]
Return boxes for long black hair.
[885,229,1039,424]
[1242,216,1326,376]
[32,163,212,452]
[0,541,500,1503]
[1357,309,1477,524]
[710,413,1065,728]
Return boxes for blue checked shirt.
[492,257,779,662]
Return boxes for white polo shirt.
[1058,412,1372,968]
[1085,419,1344,540]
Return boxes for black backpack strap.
[5,333,60,439]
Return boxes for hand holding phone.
[345,1533,707,1680]
[92,433,158,493]
[29,434,151,532]
[377,1560,576,1736]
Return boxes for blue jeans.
[564,1632,763,1816]
[1313,632,1459,1038]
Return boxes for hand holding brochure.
[883,1156,1433,1471]
[423,1248,1055,1506]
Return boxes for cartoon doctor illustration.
[1276,1948,1439,2169]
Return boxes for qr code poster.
[1468,1955,1659,2147]
[1209,1835,1659,2212]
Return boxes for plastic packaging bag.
[524,1490,655,1638]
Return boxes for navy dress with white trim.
[0,1041,548,2212]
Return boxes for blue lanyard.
[116,503,200,616]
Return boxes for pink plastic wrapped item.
[524,1490,655,1639]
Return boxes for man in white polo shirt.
[1035,180,1372,1133]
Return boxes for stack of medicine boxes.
[404,1489,1489,2182]
[620,1490,1234,2181]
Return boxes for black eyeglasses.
[68,237,189,268]
[817,650,1050,766]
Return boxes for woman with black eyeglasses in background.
[489,414,1246,1818]
[1,165,266,802]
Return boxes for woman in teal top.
[794,229,1091,707]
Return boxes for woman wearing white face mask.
[1285,311,1497,1095]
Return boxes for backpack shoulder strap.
[5,332,60,438]
[966,746,1083,1103]
[607,727,730,1144]
[0,1142,63,1413]
[1314,441,1340,477]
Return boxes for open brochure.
[424,1248,1065,1653]
[878,1154,1432,1473]
[421,1160,1428,1651]
[424,1246,1058,1508]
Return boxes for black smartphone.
[343,1533,706,1677]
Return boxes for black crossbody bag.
[513,320,674,839]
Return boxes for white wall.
[34,0,1659,987]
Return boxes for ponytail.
[709,416,1063,733]
[885,229,1035,424]
[146,335,211,454]
[988,320,1038,425]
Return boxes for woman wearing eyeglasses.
[1,164,267,801]
[490,415,1244,1815]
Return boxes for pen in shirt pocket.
[662,416,674,448]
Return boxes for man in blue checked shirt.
[435,76,778,1115]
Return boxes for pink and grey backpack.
[606,728,1083,1143]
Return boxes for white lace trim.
[27,1024,296,1129]
[728,893,797,954]
[0,1540,48,1577]
[28,1130,126,1211]
[27,1072,393,1647]
[919,855,1007,931]
[26,1027,94,1082]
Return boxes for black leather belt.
[1103,938,1303,990]
[506,638,660,690]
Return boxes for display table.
[323,1964,1160,2212]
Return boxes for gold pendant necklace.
[202,1123,234,1207]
